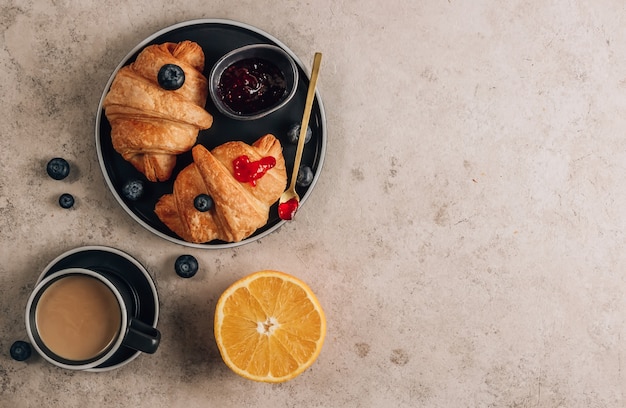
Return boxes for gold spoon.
[278,52,322,220]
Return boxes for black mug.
[25,268,160,370]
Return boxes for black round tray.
[95,19,327,248]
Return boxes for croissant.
[102,41,214,182]
[154,134,287,243]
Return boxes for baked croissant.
[154,134,287,243]
[102,41,213,182]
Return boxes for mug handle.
[122,319,161,354]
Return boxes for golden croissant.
[154,134,287,243]
[102,41,214,182]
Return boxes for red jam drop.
[218,58,287,115]
[278,198,299,220]
[233,155,276,186]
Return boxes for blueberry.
[158,64,185,90]
[194,194,213,212]
[122,179,145,201]
[174,255,198,278]
[287,124,312,145]
[58,193,74,209]
[10,341,32,361]
[46,158,70,180]
[296,166,314,188]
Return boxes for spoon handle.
[290,52,322,190]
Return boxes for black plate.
[37,246,159,372]
[95,19,327,249]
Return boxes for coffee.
[35,275,122,361]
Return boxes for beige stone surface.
[1,0,625,406]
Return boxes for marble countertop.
[1,1,625,406]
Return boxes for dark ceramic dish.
[209,43,299,120]
[95,19,327,249]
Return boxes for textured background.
[1,0,625,406]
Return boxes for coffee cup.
[25,267,160,370]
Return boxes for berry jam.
[278,198,299,220]
[218,58,287,115]
[233,155,276,186]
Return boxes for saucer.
[37,245,159,372]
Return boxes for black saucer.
[37,246,159,372]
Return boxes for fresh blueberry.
[287,124,312,145]
[46,158,70,180]
[194,194,213,212]
[122,179,145,201]
[58,193,74,209]
[10,341,32,361]
[296,166,314,187]
[175,255,199,278]
[158,64,185,90]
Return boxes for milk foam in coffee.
[35,275,122,361]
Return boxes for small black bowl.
[209,44,299,120]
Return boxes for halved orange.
[214,270,326,383]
